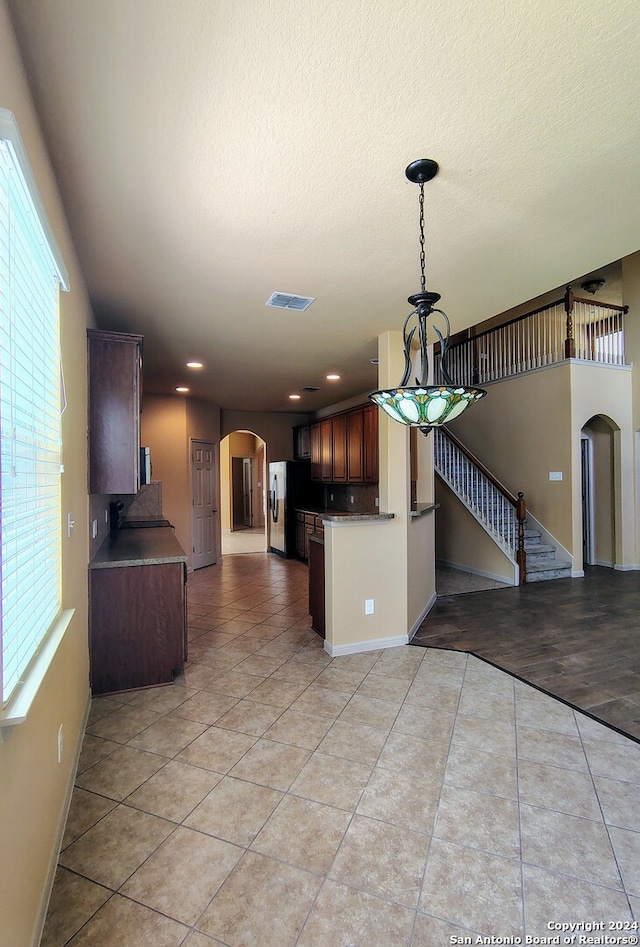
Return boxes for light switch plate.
[549,471,563,481]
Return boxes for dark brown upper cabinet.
[88,328,143,495]
[309,403,378,484]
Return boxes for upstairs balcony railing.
[435,285,628,387]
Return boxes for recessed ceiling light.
[176,386,189,393]
[288,394,301,400]
[326,373,340,381]
[186,361,203,369]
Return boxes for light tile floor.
[221,528,267,556]
[42,554,640,946]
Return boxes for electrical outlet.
[66,512,75,537]
[365,599,375,615]
[57,724,63,763]
[548,471,563,481]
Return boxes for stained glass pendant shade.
[369,159,486,433]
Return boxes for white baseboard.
[324,634,408,657]
[33,688,92,947]
[408,591,438,642]
[614,562,640,572]
[436,558,515,586]
[593,559,614,568]
[571,570,585,577]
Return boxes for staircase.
[434,428,572,584]
[523,528,572,582]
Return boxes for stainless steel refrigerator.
[268,461,322,557]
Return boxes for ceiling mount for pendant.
[404,158,439,185]
[368,158,487,434]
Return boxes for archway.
[220,429,267,554]
[580,415,617,568]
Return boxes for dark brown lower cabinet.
[308,533,325,638]
[90,561,187,695]
[295,512,307,560]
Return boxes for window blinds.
[0,131,64,706]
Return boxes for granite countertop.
[409,502,439,519]
[90,526,188,569]
[295,507,394,523]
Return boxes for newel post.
[564,285,575,359]
[516,491,527,585]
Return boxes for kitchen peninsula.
[294,506,392,561]
[301,507,395,641]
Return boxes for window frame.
[0,108,72,730]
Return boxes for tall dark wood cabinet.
[88,328,143,494]
[347,408,364,481]
[363,403,379,483]
[310,423,322,480]
[320,418,333,481]
[331,414,347,482]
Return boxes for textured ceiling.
[7,0,640,412]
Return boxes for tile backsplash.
[323,483,378,513]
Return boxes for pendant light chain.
[368,158,487,432]
[418,182,426,294]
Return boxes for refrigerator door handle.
[271,476,278,522]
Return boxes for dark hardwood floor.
[412,566,640,742]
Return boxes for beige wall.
[187,397,222,445]
[221,410,301,463]
[435,479,516,582]
[569,362,635,570]
[447,356,635,573]
[621,251,640,565]
[325,520,406,647]
[441,258,637,576]
[141,395,221,569]
[325,332,437,652]
[476,260,623,335]
[448,363,574,552]
[141,395,189,554]
[407,513,437,631]
[220,435,231,531]
[1,5,94,944]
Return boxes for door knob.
[212,508,218,513]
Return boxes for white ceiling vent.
[266,292,315,311]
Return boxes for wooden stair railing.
[436,427,528,584]
[435,285,628,386]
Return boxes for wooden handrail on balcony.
[440,427,528,584]
[436,286,629,385]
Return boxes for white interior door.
[191,439,217,570]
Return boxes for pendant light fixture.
[369,159,486,434]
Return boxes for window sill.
[1,608,75,734]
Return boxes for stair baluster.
[434,428,527,585]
